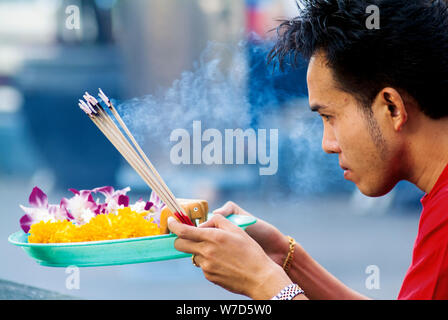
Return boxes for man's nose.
[322,125,341,154]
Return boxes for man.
[168,0,448,299]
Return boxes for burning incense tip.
[81,99,96,114]
[78,102,91,115]
[79,99,94,114]
[98,88,108,101]
[84,92,99,106]
[98,88,111,108]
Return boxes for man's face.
[306,54,401,197]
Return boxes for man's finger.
[212,201,239,216]
[198,214,239,231]
[174,237,202,254]
[168,216,212,241]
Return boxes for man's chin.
[356,182,395,198]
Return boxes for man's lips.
[340,163,351,179]
[339,162,349,171]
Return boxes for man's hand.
[168,214,292,299]
[212,201,290,267]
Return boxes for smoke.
[115,38,351,200]
[117,41,253,145]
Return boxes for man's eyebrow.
[310,104,329,112]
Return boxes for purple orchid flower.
[150,191,166,209]
[94,202,108,215]
[147,191,166,225]
[93,186,130,213]
[145,201,153,211]
[118,194,129,207]
[19,187,69,233]
[18,186,166,232]
[130,200,153,213]
[60,188,99,225]
[127,191,163,225]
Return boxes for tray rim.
[8,231,175,247]
[8,213,256,248]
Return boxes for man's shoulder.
[420,184,448,241]
[425,182,448,206]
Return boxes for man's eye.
[321,114,332,121]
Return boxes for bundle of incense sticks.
[78,89,194,226]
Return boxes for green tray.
[8,214,256,267]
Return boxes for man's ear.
[374,87,408,132]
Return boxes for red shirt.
[398,163,448,299]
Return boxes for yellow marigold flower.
[28,208,161,243]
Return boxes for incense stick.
[87,96,185,221]
[97,89,189,219]
[83,96,192,225]
[85,96,187,222]
[78,91,194,226]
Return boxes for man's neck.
[406,117,448,194]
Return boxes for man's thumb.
[212,201,237,216]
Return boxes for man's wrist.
[271,234,291,266]
[248,261,292,300]
[286,241,307,275]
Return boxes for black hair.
[268,0,448,119]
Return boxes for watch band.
[271,283,305,300]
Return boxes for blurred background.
[0,0,424,299]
